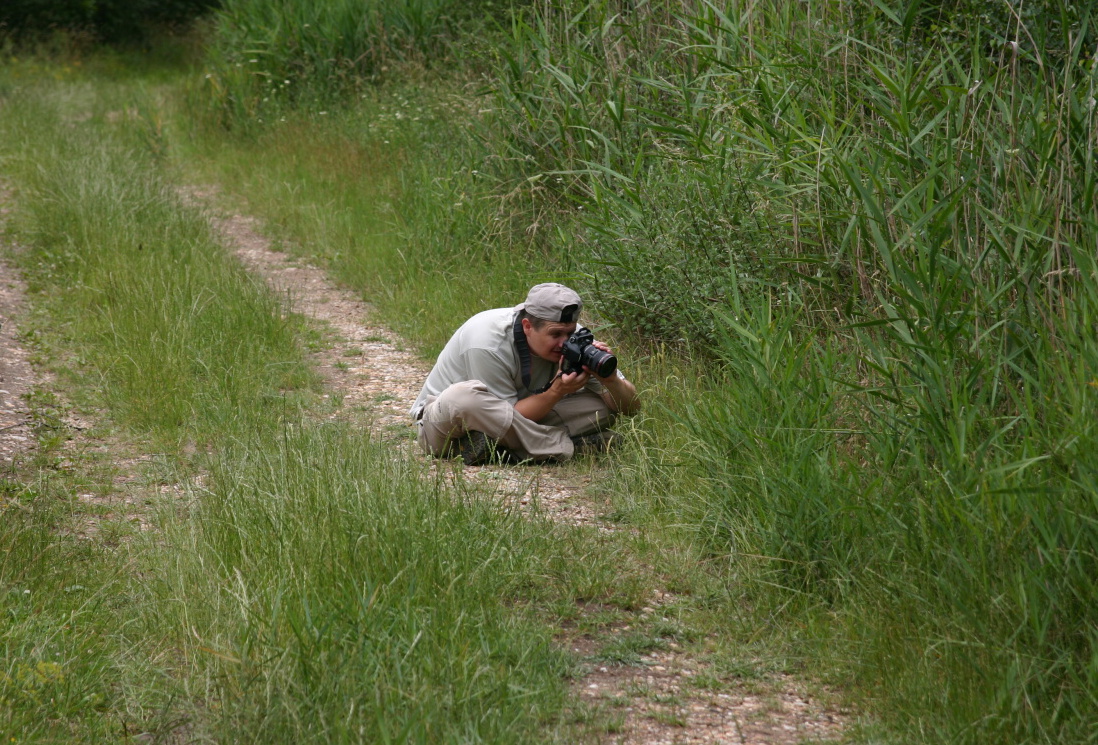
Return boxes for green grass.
[0,376,183,741]
[164,423,585,742]
[472,3,1098,741]
[185,0,1098,732]
[183,8,1098,735]
[0,80,317,450]
[0,478,134,740]
[198,0,505,130]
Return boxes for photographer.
[410,283,639,465]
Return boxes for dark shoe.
[569,429,622,457]
[456,430,518,466]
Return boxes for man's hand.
[515,340,640,422]
[552,368,590,395]
[513,365,588,423]
[586,339,641,415]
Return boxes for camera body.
[560,327,617,378]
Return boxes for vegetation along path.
[186,187,847,743]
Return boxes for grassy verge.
[0,421,176,741]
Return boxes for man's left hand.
[586,339,640,415]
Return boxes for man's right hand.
[551,368,590,396]
[514,367,588,423]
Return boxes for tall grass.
[333,0,1096,739]
[163,423,603,742]
[0,472,174,741]
[0,74,314,739]
[1,86,315,448]
[477,1,1098,741]
[484,0,1097,341]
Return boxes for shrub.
[579,156,778,348]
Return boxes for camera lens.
[582,346,617,377]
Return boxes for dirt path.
[186,189,847,745]
[0,188,36,471]
[0,256,35,472]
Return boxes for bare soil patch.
[0,258,36,473]
[0,191,36,471]
[0,257,35,471]
[184,186,849,744]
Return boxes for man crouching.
[410,283,640,465]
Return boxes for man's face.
[522,318,576,364]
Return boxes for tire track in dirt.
[0,189,36,471]
[183,185,610,530]
[2,190,183,539]
[0,256,35,471]
[186,186,847,745]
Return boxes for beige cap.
[517,282,583,323]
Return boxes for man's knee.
[435,380,491,416]
[430,380,514,441]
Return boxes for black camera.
[560,327,617,378]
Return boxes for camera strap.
[512,314,555,395]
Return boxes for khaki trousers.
[416,379,615,462]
